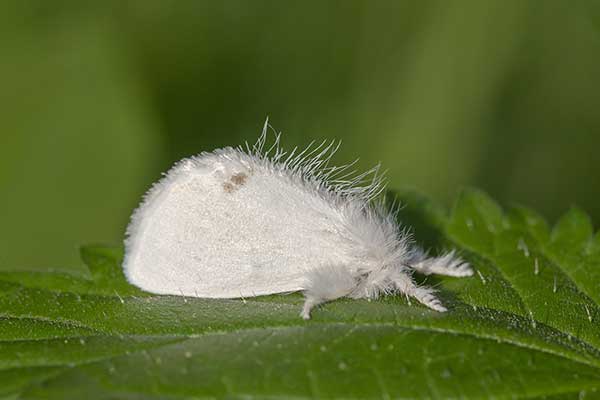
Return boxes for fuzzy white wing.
[123,152,352,298]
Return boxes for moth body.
[123,123,473,318]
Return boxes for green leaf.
[2,189,600,399]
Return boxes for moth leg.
[388,268,447,312]
[348,266,395,300]
[353,267,447,312]
[410,250,473,277]
[301,264,358,320]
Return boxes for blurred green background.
[1,0,599,271]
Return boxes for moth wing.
[123,154,346,298]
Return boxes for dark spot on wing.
[223,172,249,193]
[223,182,235,193]
[231,172,248,186]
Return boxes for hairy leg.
[352,266,447,312]
[410,250,473,277]
[301,264,358,320]
[388,268,447,312]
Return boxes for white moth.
[123,122,473,319]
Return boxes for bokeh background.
[1,0,599,271]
